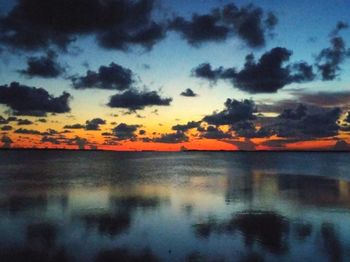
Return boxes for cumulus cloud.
[113,123,140,140]
[107,89,172,111]
[180,88,197,97]
[153,131,189,143]
[0,0,165,51]
[193,47,315,93]
[169,2,277,48]
[199,126,232,139]
[203,99,257,125]
[172,121,201,132]
[18,50,64,78]
[72,63,134,90]
[275,105,341,138]
[0,82,71,116]
[230,121,273,138]
[316,22,350,80]
[85,118,106,131]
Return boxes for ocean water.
[0,150,349,262]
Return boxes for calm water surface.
[0,150,349,262]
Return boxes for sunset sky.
[0,0,350,151]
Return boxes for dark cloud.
[279,104,307,120]
[199,126,232,139]
[194,48,315,93]
[316,22,350,80]
[153,131,189,143]
[18,50,64,78]
[14,128,42,135]
[113,123,140,140]
[333,140,350,151]
[0,115,7,124]
[139,129,146,135]
[1,135,13,148]
[85,118,106,131]
[275,105,341,138]
[294,91,350,108]
[107,89,172,111]
[203,99,257,125]
[1,125,12,131]
[230,121,273,138]
[63,123,85,129]
[172,121,201,132]
[72,63,134,90]
[169,2,277,48]
[17,119,33,125]
[169,14,229,45]
[180,88,197,97]
[41,136,60,145]
[0,0,165,51]
[228,138,256,150]
[71,136,88,150]
[0,82,71,116]
[192,63,224,82]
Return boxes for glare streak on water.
[0,150,349,262]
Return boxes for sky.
[0,0,350,151]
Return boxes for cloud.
[0,82,71,116]
[180,88,197,97]
[17,119,33,125]
[112,123,140,140]
[316,22,350,80]
[85,118,106,131]
[153,131,189,143]
[333,140,350,151]
[193,48,315,93]
[41,136,60,145]
[275,105,341,138]
[0,115,8,124]
[230,121,273,138]
[18,50,64,78]
[293,91,350,108]
[72,136,88,150]
[228,138,256,151]
[192,63,225,82]
[0,0,165,51]
[199,126,232,139]
[14,128,42,135]
[203,99,257,125]
[72,63,134,90]
[63,123,85,129]
[279,104,307,120]
[169,2,277,48]
[107,89,172,111]
[172,121,201,132]
[1,125,12,131]
[1,135,13,148]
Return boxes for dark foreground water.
[0,151,349,262]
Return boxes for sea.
[0,150,349,262]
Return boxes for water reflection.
[0,151,349,261]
